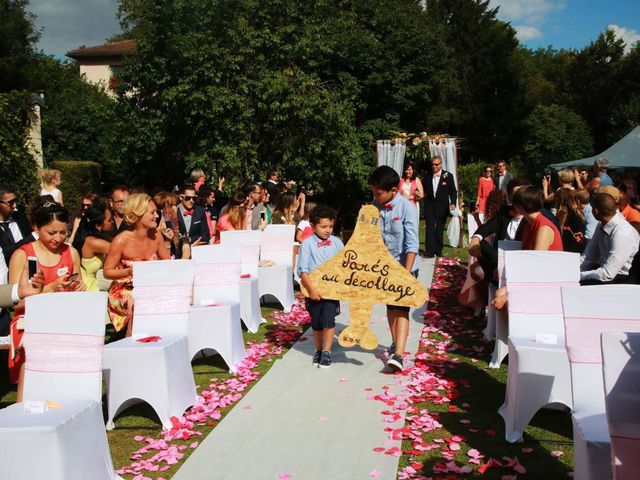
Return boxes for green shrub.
[49,160,102,213]
[0,93,40,208]
[457,162,485,206]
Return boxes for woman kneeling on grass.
[104,193,170,337]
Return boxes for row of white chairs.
[0,225,299,479]
[488,249,640,480]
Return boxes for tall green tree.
[0,0,39,92]
[425,0,528,163]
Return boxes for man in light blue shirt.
[369,166,420,372]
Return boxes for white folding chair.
[562,285,640,480]
[467,213,479,237]
[488,240,521,367]
[0,292,121,480]
[103,260,197,430]
[498,251,579,442]
[258,224,295,312]
[190,245,247,372]
[601,331,640,480]
[220,229,266,333]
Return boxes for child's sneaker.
[312,351,322,366]
[387,354,403,372]
[387,342,396,358]
[319,351,332,368]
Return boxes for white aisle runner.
[173,257,435,480]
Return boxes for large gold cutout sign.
[302,204,429,350]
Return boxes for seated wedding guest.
[399,162,424,212]
[622,171,638,203]
[40,168,64,205]
[629,222,640,284]
[72,199,113,292]
[243,182,263,230]
[260,184,272,224]
[214,191,247,243]
[272,191,302,225]
[0,184,33,265]
[197,186,219,241]
[579,193,639,285]
[617,183,640,223]
[513,186,563,251]
[68,193,97,244]
[109,185,131,237]
[575,189,597,243]
[8,199,83,396]
[177,184,209,246]
[468,178,529,283]
[554,189,586,253]
[542,168,574,203]
[153,191,188,258]
[296,202,316,243]
[577,157,613,191]
[104,193,170,336]
[190,167,206,192]
[263,169,280,200]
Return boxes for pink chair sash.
[134,284,192,315]
[241,245,259,265]
[24,332,104,373]
[508,281,578,314]
[564,317,640,364]
[261,236,292,253]
[194,262,241,286]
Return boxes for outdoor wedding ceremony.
[1,0,640,479]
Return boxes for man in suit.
[423,155,457,258]
[108,185,131,238]
[495,160,513,193]
[0,184,34,265]
[177,184,210,245]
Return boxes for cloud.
[513,25,543,41]
[27,0,122,58]
[489,0,565,43]
[608,24,640,53]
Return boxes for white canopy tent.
[550,126,640,169]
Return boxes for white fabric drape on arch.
[376,140,406,178]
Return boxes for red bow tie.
[317,240,332,247]
[183,209,193,216]
[499,173,504,177]
[384,203,394,210]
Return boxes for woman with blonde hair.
[40,169,64,205]
[104,193,170,336]
[214,191,247,243]
[543,168,575,203]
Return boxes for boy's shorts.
[305,299,340,331]
[386,269,419,314]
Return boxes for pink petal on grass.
[369,470,381,478]
[522,447,534,454]
[318,416,329,421]
[278,474,291,479]
[551,450,564,458]
[339,378,348,383]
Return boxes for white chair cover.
[498,251,579,442]
[220,230,266,332]
[562,285,640,480]
[467,213,479,237]
[259,224,295,312]
[190,245,247,372]
[0,292,121,480]
[488,240,521,368]
[103,260,197,430]
[601,331,640,480]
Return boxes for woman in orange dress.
[103,193,170,337]
[476,165,495,214]
[8,200,83,398]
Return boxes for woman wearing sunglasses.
[68,193,97,245]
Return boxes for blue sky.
[28,0,640,59]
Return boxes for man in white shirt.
[580,193,640,285]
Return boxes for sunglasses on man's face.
[432,163,442,166]
[183,195,197,201]
[82,203,92,209]
[1,198,17,206]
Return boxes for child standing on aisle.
[297,205,344,368]
[369,166,420,372]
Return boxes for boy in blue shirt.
[369,166,420,372]
[297,205,345,368]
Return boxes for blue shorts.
[305,299,340,331]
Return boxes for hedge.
[49,160,103,214]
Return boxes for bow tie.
[384,203,394,210]
[183,209,194,216]
[317,239,332,247]
[499,173,505,177]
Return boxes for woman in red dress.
[513,186,563,251]
[476,165,495,214]
[103,193,170,337]
[8,200,83,398]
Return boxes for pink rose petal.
[369,470,381,478]
[551,450,564,458]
